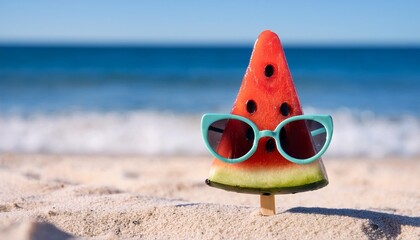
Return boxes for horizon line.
[1,40,420,48]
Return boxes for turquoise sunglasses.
[201,114,333,164]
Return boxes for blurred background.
[0,1,419,158]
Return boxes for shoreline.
[0,154,419,239]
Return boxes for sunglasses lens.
[207,119,255,160]
[280,119,327,160]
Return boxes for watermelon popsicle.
[202,30,331,215]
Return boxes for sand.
[0,154,419,239]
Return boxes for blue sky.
[1,0,419,45]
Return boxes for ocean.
[0,46,419,158]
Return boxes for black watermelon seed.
[280,102,290,116]
[246,100,257,114]
[264,64,274,77]
[265,138,276,152]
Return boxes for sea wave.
[0,109,418,158]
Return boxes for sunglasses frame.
[201,113,333,164]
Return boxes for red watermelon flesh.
[207,30,328,194]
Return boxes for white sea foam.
[0,111,203,156]
[0,109,419,158]
[306,108,420,158]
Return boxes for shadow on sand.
[287,207,419,239]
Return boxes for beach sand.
[0,154,418,239]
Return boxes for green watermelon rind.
[207,160,328,194]
[205,178,328,194]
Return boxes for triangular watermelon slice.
[206,30,328,194]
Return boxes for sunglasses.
[201,114,333,164]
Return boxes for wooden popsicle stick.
[260,194,276,216]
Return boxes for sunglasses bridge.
[258,130,277,139]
